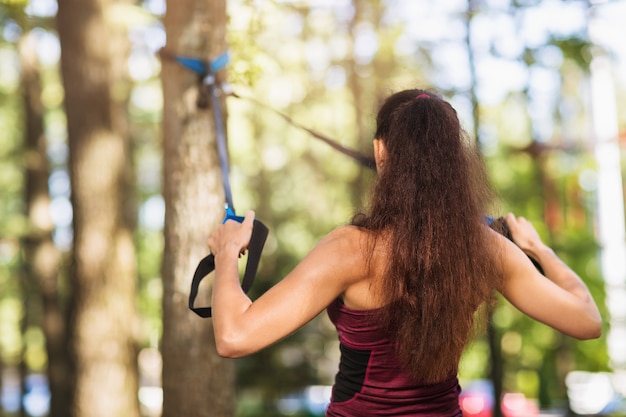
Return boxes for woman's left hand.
[207,210,255,259]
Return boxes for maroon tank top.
[326,298,462,417]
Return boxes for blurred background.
[0,0,625,416]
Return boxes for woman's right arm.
[497,213,602,340]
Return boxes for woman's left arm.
[498,214,602,340]
[208,211,365,357]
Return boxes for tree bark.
[56,0,140,415]
[161,0,236,416]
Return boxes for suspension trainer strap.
[172,52,269,318]
[160,50,376,170]
[230,92,376,170]
[208,68,234,209]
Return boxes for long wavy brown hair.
[353,89,503,383]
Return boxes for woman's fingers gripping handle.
[208,210,256,258]
[504,213,545,255]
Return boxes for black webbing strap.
[230,92,376,170]
[189,218,269,318]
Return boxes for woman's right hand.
[208,210,255,260]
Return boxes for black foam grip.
[189,219,269,318]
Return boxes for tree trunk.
[56,0,140,415]
[19,31,72,417]
[161,0,235,416]
[347,0,384,206]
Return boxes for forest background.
[0,0,625,416]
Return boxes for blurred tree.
[56,0,140,416]
[344,0,382,204]
[470,1,609,410]
[160,0,235,416]
[18,28,70,417]
[0,1,71,416]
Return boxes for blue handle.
[223,205,244,224]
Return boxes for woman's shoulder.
[326,224,370,238]
[320,225,376,251]
[308,225,378,282]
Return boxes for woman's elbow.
[585,318,603,340]
[572,317,603,341]
[215,331,252,358]
[215,341,240,358]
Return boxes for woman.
[207,89,602,416]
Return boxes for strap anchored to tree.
[172,51,269,318]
